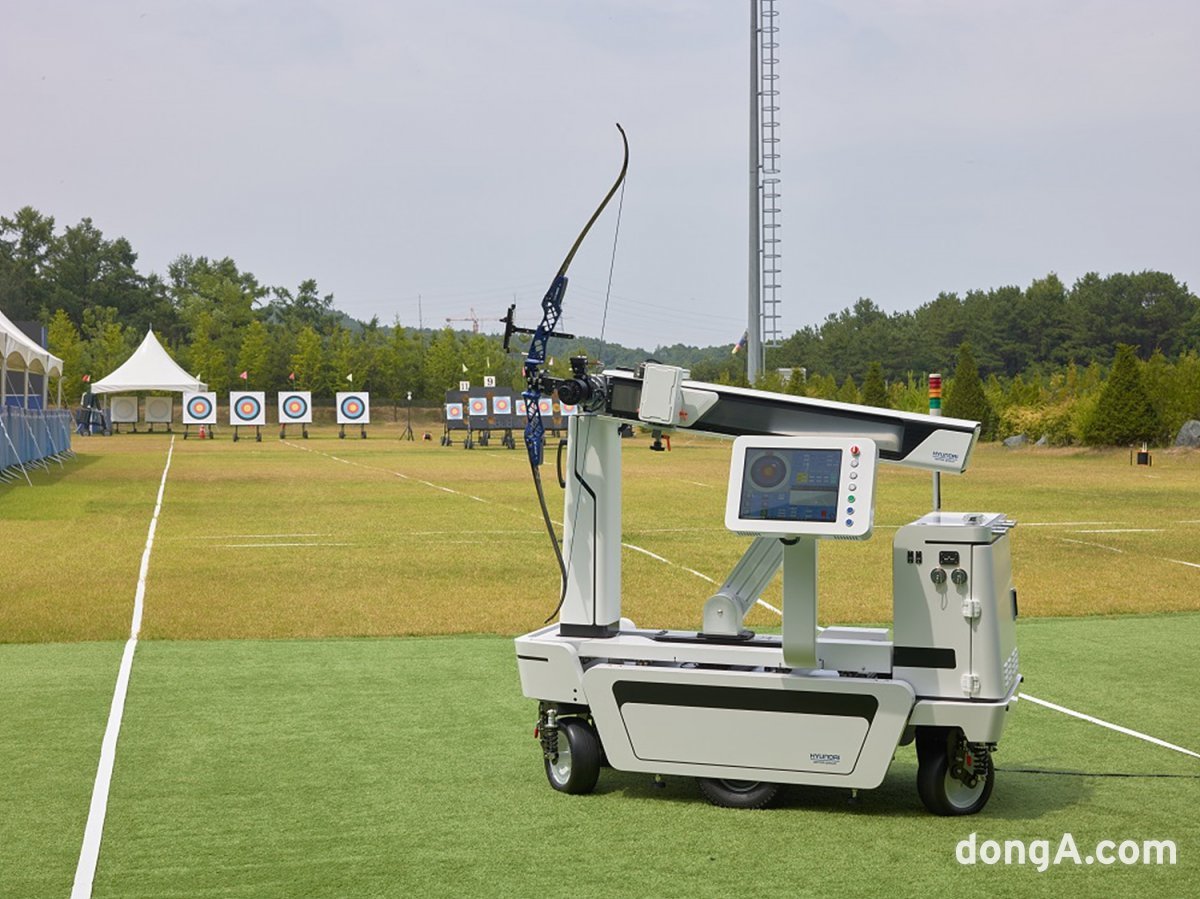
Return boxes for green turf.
[4,615,1194,898]
[0,641,126,898]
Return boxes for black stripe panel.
[893,646,957,669]
[613,681,878,723]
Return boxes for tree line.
[4,205,1199,443]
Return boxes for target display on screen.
[183,392,217,425]
[277,391,313,424]
[229,391,267,426]
[336,392,370,424]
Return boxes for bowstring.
[544,174,627,625]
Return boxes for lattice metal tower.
[747,0,782,384]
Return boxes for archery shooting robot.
[510,127,1021,815]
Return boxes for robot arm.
[560,361,979,474]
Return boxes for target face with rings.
[229,391,266,425]
[277,391,313,423]
[492,396,511,415]
[335,392,371,424]
[445,403,463,420]
[468,398,487,416]
[183,392,218,424]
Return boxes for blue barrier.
[0,406,73,479]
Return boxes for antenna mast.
[748,0,782,384]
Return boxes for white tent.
[1,306,64,408]
[91,329,207,394]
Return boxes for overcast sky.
[3,1,1197,350]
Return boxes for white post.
[782,538,818,669]
[558,415,624,636]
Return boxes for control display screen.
[737,448,843,522]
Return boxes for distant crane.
[446,307,481,333]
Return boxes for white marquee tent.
[1,306,64,408]
[91,329,206,395]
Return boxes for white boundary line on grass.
[1018,692,1200,760]
[72,436,175,899]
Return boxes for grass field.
[2,427,1199,896]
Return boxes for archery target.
[445,403,464,421]
[336,392,370,424]
[229,391,267,426]
[110,395,138,424]
[144,396,173,423]
[515,399,527,416]
[538,397,553,415]
[183,392,217,425]
[492,396,511,415]
[277,391,313,424]
[560,402,578,416]
[468,397,488,417]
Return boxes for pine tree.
[1082,344,1163,445]
[861,361,890,408]
[836,375,860,405]
[945,342,996,437]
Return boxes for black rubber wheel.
[545,718,601,795]
[697,778,780,809]
[916,727,994,816]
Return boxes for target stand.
[336,392,370,439]
[278,392,313,440]
[182,423,217,440]
[183,392,219,440]
[229,392,267,444]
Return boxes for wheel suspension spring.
[957,740,991,788]
[537,705,559,762]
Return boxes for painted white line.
[620,542,781,615]
[284,441,494,505]
[217,542,355,548]
[684,480,713,488]
[1163,558,1200,570]
[192,533,333,539]
[1073,528,1164,534]
[73,436,174,899]
[1022,521,1115,527]
[1019,692,1200,761]
[1057,537,1124,553]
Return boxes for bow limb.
[522,124,628,620]
[523,123,629,467]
